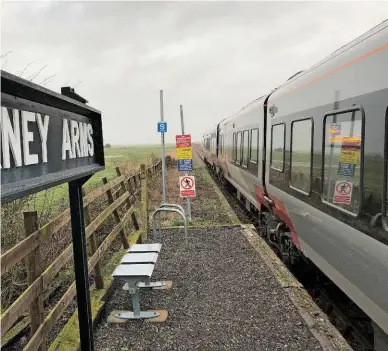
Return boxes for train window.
[250,129,259,163]
[290,118,313,194]
[271,123,285,172]
[322,107,364,215]
[236,132,242,164]
[242,130,249,167]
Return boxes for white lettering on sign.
[62,118,74,160]
[61,118,94,160]
[36,114,49,163]
[1,108,22,169]
[87,123,94,157]
[22,111,39,166]
[79,121,88,157]
[0,107,95,169]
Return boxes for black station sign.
[1,70,105,203]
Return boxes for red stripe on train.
[254,185,300,249]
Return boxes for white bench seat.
[121,252,158,264]
[112,263,154,280]
[128,243,162,253]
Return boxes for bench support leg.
[132,289,141,316]
[114,288,160,320]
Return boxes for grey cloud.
[1,1,387,145]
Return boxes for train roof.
[219,94,268,125]
[275,19,388,90]
[210,19,388,131]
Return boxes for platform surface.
[121,252,159,264]
[95,227,339,350]
[128,243,162,253]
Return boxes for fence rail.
[0,160,162,350]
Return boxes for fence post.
[126,174,134,198]
[82,189,104,289]
[131,212,140,231]
[102,177,129,249]
[132,173,138,191]
[115,167,132,211]
[23,211,46,351]
[140,164,149,242]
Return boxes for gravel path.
[94,227,322,351]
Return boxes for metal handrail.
[159,203,186,215]
[151,205,188,247]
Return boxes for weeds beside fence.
[0,160,162,350]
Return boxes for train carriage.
[202,19,388,349]
[264,21,388,347]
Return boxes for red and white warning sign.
[333,180,353,205]
[179,176,196,198]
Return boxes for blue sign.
[337,163,356,177]
[157,122,167,133]
[178,159,193,172]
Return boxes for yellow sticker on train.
[176,147,193,160]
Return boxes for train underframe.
[211,161,300,265]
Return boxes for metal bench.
[111,243,168,320]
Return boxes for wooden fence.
[0,160,162,350]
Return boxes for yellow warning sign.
[176,147,193,160]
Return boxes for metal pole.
[160,90,166,204]
[180,104,192,222]
[68,178,94,351]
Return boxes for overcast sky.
[1,1,387,145]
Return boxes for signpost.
[177,105,192,221]
[158,90,167,203]
[179,175,196,197]
[1,70,105,351]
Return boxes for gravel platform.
[94,226,322,351]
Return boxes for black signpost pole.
[69,177,94,351]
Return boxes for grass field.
[24,144,175,213]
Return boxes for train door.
[383,106,388,232]
[216,123,221,159]
[261,94,276,206]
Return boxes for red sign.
[176,135,192,148]
[179,176,196,198]
[333,180,353,205]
